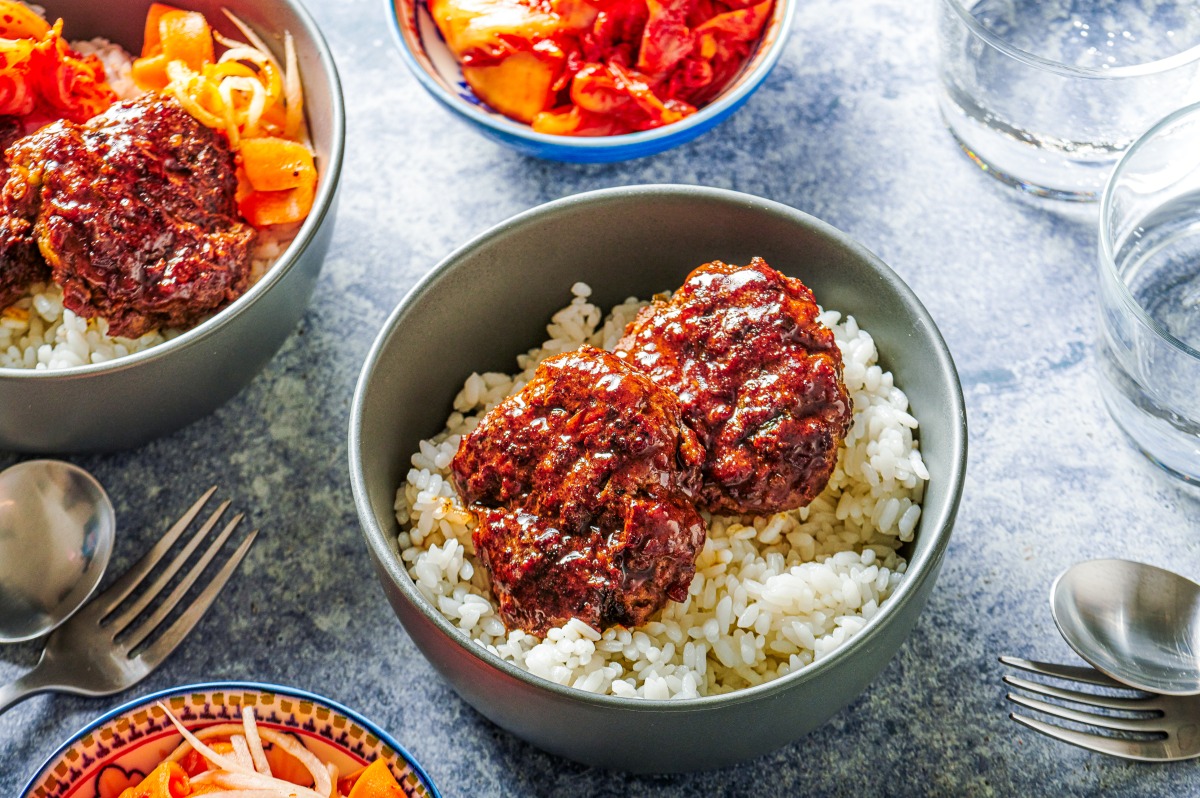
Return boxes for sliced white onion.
[242,705,273,775]
[256,728,334,798]
[187,750,327,797]
[283,31,303,139]
[195,769,325,796]
[214,29,248,50]
[166,722,244,759]
[216,79,242,146]
[166,62,227,130]
[230,734,255,770]
[157,702,252,775]
[157,704,332,797]
[223,9,276,61]
[182,791,283,798]
[325,763,339,798]
[218,75,267,137]
[219,46,275,68]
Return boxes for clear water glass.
[937,0,1200,202]
[1098,102,1200,484]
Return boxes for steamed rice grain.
[395,283,927,698]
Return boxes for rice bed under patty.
[396,282,928,699]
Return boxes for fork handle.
[0,663,58,714]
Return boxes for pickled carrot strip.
[115,761,190,798]
[238,177,315,227]
[240,136,316,192]
[345,759,407,798]
[158,10,214,70]
[142,2,183,56]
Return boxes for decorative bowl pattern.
[385,0,794,162]
[21,683,440,798]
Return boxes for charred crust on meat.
[452,345,708,636]
[0,95,254,337]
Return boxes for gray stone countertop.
[4,0,1200,794]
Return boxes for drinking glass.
[936,0,1200,202]
[1097,102,1200,484]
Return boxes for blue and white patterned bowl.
[20,683,441,798]
[385,0,794,162]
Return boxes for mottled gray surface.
[3,0,1200,794]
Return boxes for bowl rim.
[383,0,795,152]
[1099,99,1200,361]
[350,183,968,711]
[0,0,346,379]
[19,680,442,798]
[939,0,1200,79]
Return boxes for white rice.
[395,282,929,699]
[73,37,139,100]
[0,38,300,370]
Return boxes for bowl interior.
[353,185,967,704]
[21,683,440,798]
[386,0,792,152]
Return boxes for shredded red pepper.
[0,16,115,127]
[429,0,773,135]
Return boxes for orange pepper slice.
[239,180,315,227]
[116,761,191,798]
[133,8,212,91]
[130,52,169,91]
[141,2,182,56]
[159,10,214,70]
[239,136,316,192]
[345,758,407,798]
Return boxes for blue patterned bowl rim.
[384,0,795,157]
[19,681,442,798]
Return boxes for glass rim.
[1100,100,1200,360]
[942,0,1200,79]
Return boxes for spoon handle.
[0,663,57,714]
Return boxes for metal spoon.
[1050,558,1200,695]
[0,460,115,643]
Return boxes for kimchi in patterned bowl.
[19,682,441,798]
[385,0,794,161]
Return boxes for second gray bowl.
[351,184,968,773]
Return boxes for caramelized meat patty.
[0,115,45,309]
[0,95,253,337]
[615,258,852,515]
[452,345,707,635]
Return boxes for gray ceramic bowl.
[350,185,967,773]
[0,0,344,453]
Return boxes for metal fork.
[0,487,257,714]
[1001,656,1200,761]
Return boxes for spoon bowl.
[1051,558,1200,696]
[0,460,115,643]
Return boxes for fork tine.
[999,656,1125,688]
[1006,692,1164,733]
[132,529,257,668]
[103,498,231,632]
[1009,712,1179,761]
[86,487,219,617]
[1003,674,1159,712]
[121,513,244,652]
